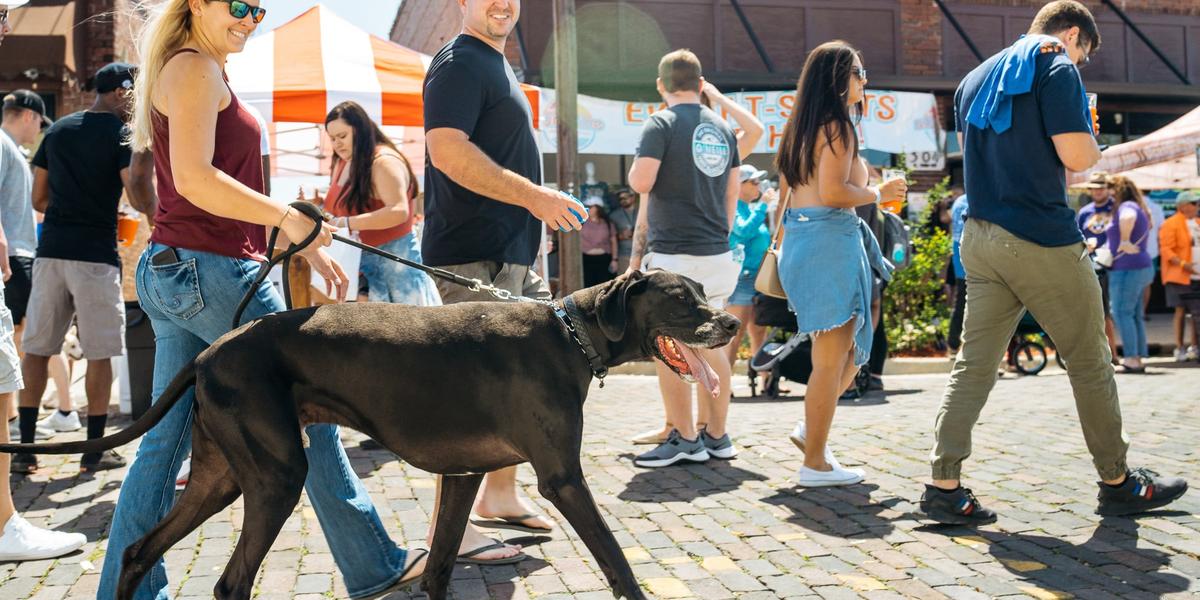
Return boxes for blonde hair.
[128,0,195,151]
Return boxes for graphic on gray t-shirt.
[635,104,739,257]
[0,131,38,258]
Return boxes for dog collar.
[558,296,609,387]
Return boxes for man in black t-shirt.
[420,0,586,565]
[14,63,150,475]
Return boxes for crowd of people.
[0,0,1191,597]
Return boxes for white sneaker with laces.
[0,515,87,561]
[7,419,54,441]
[37,411,81,433]
[796,464,866,488]
[1187,345,1199,361]
[1175,348,1189,362]
[788,422,843,469]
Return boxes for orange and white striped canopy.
[226,4,538,127]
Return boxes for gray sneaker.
[634,429,709,468]
[699,428,737,459]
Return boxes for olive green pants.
[932,219,1129,481]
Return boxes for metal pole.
[933,0,984,63]
[554,0,583,295]
[1100,0,1190,85]
[728,0,775,72]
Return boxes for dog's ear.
[597,271,647,342]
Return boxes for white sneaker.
[788,421,843,469]
[37,411,81,433]
[1187,345,1199,361]
[7,419,54,441]
[0,515,87,561]
[796,464,866,488]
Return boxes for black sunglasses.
[851,66,867,81]
[0,9,9,25]
[212,0,267,24]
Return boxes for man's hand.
[528,188,585,232]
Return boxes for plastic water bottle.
[731,244,746,266]
[891,242,906,265]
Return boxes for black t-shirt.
[421,34,542,267]
[31,111,131,266]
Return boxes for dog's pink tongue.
[677,341,719,399]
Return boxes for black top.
[32,111,132,266]
[421,34,542,267]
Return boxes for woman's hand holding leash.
[280,203,348,302]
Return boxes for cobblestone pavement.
[3,363,1198,599]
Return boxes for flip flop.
[470,513,555,535]
[456,542,526,565]
[366,548,428,598]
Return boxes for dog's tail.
[0,360,197,455]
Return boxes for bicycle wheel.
[1014,340,1048,375]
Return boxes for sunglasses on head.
[213,0,266,24]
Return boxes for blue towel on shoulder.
[965,34,1084,134]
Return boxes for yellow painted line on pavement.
[701,556,738,572]
[644,577,692,598]
[1001,558,1047,572]
[775,532,808,541]
[1019,585,1073,599]
[952,535,988,547]
[622,547,651,562]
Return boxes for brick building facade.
[391,0,1200,187]
[1,0,141,119]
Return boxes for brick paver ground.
[3,363,1198,599]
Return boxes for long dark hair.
[324,101,417,215]
[775,41,864,186]
[1110,175,1151,223]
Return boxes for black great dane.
[0,270,739,600]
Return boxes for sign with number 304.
[907,150,945,172]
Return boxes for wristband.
[872,186,882,204]
[276,207,292,230]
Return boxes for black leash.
[230,202,609,386]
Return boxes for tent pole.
[554,0,583,295]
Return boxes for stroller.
[746,295,870,399]
[1007,311,1066,375]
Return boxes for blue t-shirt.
[955,51,1092,247]
[729,198,771,277]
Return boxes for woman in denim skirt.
[774,41,907,488]
[323,101,440,306]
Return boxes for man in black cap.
[13,62,154,475]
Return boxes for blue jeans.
[1108,266,1155,359]
[359,233,442,305]
[99,243,407,600]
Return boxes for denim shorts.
[727,271,759,307]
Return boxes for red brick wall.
[901,0,941,77]
[59,0,141,115]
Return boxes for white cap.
[738,164,767,183]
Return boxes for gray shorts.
[1165,281,1200,310]
[433,261,551,305]
[22,258,126,359]
[0,286,22,394]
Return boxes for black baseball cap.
[94,62,137,93]
[2,89,52,129]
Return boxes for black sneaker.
[9,453,37,474]
[919,484,998,526]
[1096,468,1188,516]
[80,450,127,473]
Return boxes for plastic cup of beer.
[879,168,906,214]
[1087,93,1099,135]
[117,214,140,247]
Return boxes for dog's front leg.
[424,473,485,600]
[534,464,648,600]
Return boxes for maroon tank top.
[149,49,267,260]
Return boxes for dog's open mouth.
[655,336,720,399]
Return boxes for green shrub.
[883,176,953,354]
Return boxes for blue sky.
[257,0,405,38]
